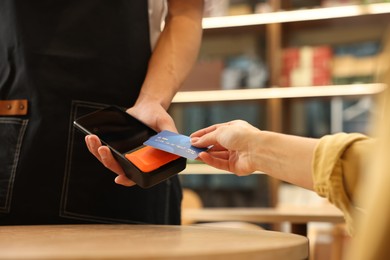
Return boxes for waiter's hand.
[126,99,178,133]
[85,102,177,187]
[85,135,136,186]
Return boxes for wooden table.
[0,224,308,260]
[182,204,345,236]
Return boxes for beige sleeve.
[312,133,374,234]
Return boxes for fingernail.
[191,137,200,143]
[98,147,107,159]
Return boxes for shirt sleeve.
[148,0,167,50]
[312,132,374,234]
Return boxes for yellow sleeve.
[312,133,374,235]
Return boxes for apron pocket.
[0,117,28,213]
[60,100,176,224]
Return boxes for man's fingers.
[97,146,126,176]
[85,135,103,162]
[85,135,135,186]
[115,175,136,187]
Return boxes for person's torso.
[0,0,181,225]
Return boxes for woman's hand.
[190,120,261,175]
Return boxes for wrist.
[248,131,275,174]
[135,91,169,110]
[245,129,263,172]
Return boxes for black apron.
[0,0,182,225]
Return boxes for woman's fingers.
[198,152,230,172]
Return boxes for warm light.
[202,3,390,29]
[172,84,387,103]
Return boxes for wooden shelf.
[202,2,390,29]
[172,83,386,104]
[180,163,264,175]
[182,204,344,224]
[178,1,390,210]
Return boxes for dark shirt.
[0,0,181,225]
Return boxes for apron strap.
[0,99,28,116]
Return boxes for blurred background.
[169,1,390,259]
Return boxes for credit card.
[143,130,208,160]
